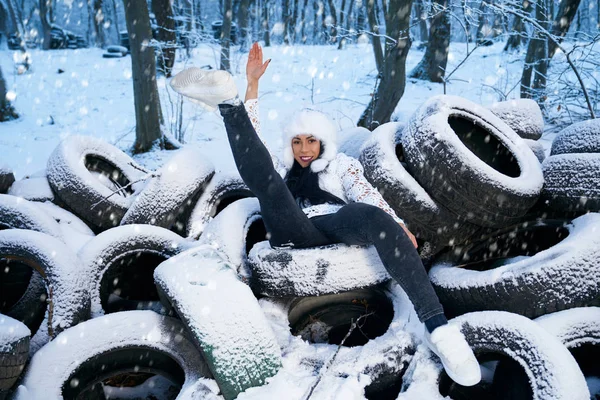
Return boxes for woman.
[170,43,481,387]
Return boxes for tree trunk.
[0,66,18,122]
[110,0,121,44]
[358,0,414,129]
[152,0,176,77]
[300,0,309,42]
[504,0,531,51]
[414,0,428,43]
[327,0,337,42]
[357,0,366,31]
[263,0,270,46]
[290,0,299,42]
[476,0,493,45]
[547,0,582,57]
[220,0,233,71]
[520,0,547,98]
[282,0,290,43]
[313,0,320,43]
[6,0,26,49]
[409,0,449,82]
[123,0,164,152]
[367,0,384,74]
[337,0,346,48]
[39,0,52,50]
[91,0,106,47]
[238,0,250,51]
[462,0,472,42]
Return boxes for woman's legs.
[310,202,446,326]
[219,103,330,248]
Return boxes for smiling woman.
[292,135,320,168]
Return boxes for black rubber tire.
[77,224,191,317]
[0,229,90,340]
[249,240,391,297]
[154,247,282,400]
[524,138,546,163]
[102,52,124,58]
[488,99,544,140]
[0,194,63,239]
[46,135,149,231]
[0,315,30,396]
[550,118,600,155]
[337,126,372,159]
[359,121,481,246]
[6,170,54,202]
[401,95,544,228]
[429,215,600,319]
[121,147,214,230]
[399,311,590,400]
[0,167,14,194]
[15,311,212,399]
[541,153,600,216]
[186,171,254,239]
[196,197,266,279]
[536,307,600,391]
[1,267,47,336]
[106,45,128,55]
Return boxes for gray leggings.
[219,103,445,323]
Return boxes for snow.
[0,314,30,352]
[337,126,373,159]
[0,193,64,239]
[15,311,212,399]
[550,118,600,155]
[535,307,600,349]
[7,171,55,202]
[488,98,544,140]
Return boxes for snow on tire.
[121,146,214,230]
[401,95,544,228]
[0,194,63,239]
[0,165,15,194]
[46,135,149,230]
[252,284,416,399]
[0,315,30,396]
[186,172,254,239]
[536,307,600,397]
[77,224,193,317]
[488,98,544,140]
[249,240,391,297]
[154,246,282,400]
[550,118,600,155]
[0,230,90,340]
[7,170,54,202]
[14,311,213,400]
[429,214,600,319]
[337,126,372,159]
[525,138,546,163]
[399,311,590,400]
[359,122,481,246]
[541,153,600,215]
[197,197,266,279]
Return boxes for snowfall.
[0,39,597,399]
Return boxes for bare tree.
[282,0,291,43]
[504,0,531,51]
[358,0,414,129]
[39,0,52,50]
[414,0,429,43]
[123,0,164,152]
[366,0,384,73]
[0,66,18,122]
[300,0,309,42]
[221,0,233,71]
[409,0,450,82]
[327,0,338,42]
[237,0,250,51]
[91,0,107,47]
[263,0,271,46]
[109,0,122,44]
[152,0,177,76]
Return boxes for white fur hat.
[282,108,338,173]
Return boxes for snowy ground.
[0,40,558,178]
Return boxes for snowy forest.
[0,0,600,399]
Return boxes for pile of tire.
[49,25,86,50]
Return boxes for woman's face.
[292,134,321,168]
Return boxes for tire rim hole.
[439,353,533,400]
[85,155,134,197]
[0,259,33,312]
[569,343,600,395]
[63,347,184,400]
[211,191,254,219]
[100,252,168,314]
[288,289,394,347]
[454,222,570,271]
[246,218,268,256]
[448,115,521,178]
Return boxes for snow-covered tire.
[197,197,266,279]
[488,98,544,140]
[121,147,214,230]
[259,284,416,398]
[550,118,600,155]
[359,122,481,246]
[46,135,149,230]
[14,311,212,400]
[0,195,63,239]
[1,265,46,336]
[0,166,14,194]
[0,229,90,339]
[78,224,193,317]
[525,138,546,163]
[337,126,372,159]
[102,52,124,58]
[249,240,391,297]
[106,45,128,55]
[536,307,600,395]
[186,172,254,239]
[429,214,600,319]
[401,95,544,228]
[541,153,600,215]
[154,246,281,400]
[0,315,30,397]
[7,170,54,202]
[399,311,590,400]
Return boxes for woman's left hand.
[246,42,270,83]
[400,224,418,248]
